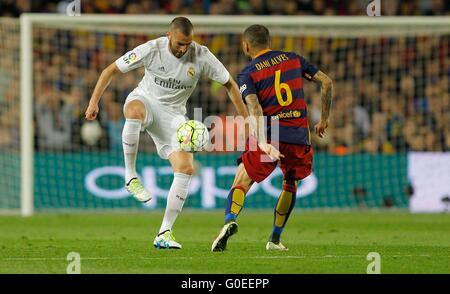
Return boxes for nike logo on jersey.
[239,84,247,94]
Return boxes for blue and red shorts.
[237,137,313,183]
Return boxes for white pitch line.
[1,257,194,261]
[254,254,436,259]
[1,254,442,261]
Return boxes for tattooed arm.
[311,70,333,138]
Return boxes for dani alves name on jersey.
[254,53,289,71]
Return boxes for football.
[177,120,209,152]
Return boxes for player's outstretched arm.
[223,77,249,119]
[85,62,121,120]
[245,94,284,161]
[312,70,333,138]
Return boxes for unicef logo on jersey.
[123,52,137,65]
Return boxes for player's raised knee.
[231,164,253,192]
[124,100,146,121]
[174,165,194,175]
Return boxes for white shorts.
[124,92,187,159]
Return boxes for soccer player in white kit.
[85,17,248,249]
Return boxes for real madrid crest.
[187,67,195,77]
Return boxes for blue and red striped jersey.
[237,50,318,145]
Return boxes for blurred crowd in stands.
[0,0,449,155]
[1,0,449,16]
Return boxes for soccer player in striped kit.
[212,24,333,251]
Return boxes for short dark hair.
[243,24,270,49]
[170,17,193,36]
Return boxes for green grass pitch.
[0,211,449,273]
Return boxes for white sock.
[159,172,192,234]
[122,119,141,184]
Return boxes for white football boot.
[126,178,152,203]
[266,241,289,251]
[211,222,238,252]
[153,230,182,249]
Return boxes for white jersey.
[115,37,230,114]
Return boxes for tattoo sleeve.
[312,71,333,121]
